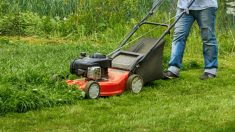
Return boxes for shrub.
[0,12,43,36]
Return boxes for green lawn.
[0,37,234,131]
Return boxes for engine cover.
[70,53,111,78]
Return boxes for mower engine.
[70,52,111,80]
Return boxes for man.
[164,0,219,80]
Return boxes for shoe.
[163,71,179,80]
[200,72,216,80]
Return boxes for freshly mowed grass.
[0,36,234,131]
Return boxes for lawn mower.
[67,0,195,99]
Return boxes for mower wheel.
[84,81,100,99]
[126,74,143,94]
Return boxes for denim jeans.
[168,7,218,76]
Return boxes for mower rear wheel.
[126,74,143,94]
[84,81,100,99]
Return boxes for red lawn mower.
[67,0,195,99]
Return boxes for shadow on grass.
[144,80,165,90]
[198,116,235,132]
[219,119,235,132]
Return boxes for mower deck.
[67,68,129,96]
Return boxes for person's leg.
[168,9,195,76]
[195,7,218,76]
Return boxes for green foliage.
[0,39,87,115]
[0,81,83,114]
[0,0,78,17]
[0,0,233,37]
[0,0,152,36]
[0,13,26,36]
[217,0,235,30]
[0,12,43,36]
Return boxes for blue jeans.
[168,7,218,75]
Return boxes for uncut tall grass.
[0,0,233,36]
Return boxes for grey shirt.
[177,0,218,10]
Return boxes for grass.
[0,64,234,131]
[0,32,235,131]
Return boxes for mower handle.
[108,0,195,57]
[147,0,196,53]
[132,0,196,71]
[108,0,165,57]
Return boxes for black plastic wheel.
[84,81,100,99]
[126,74,144,94]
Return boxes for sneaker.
[200,72,216,80]
[163,71,179,80]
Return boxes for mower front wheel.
[126,74,144,94]
[84,81,100,99]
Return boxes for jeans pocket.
[176,8,184,18]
